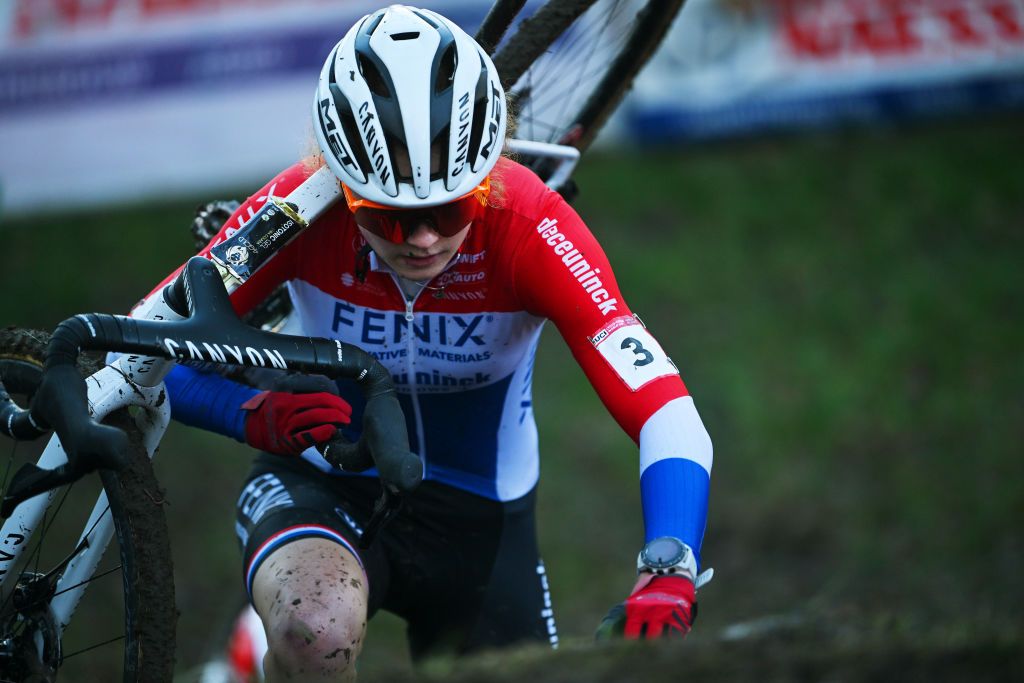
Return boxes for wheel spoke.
[1,441,15,492]
[514,0,645,144]
[51,564,122,599]
[0,498,106,620]
[61,633,125,660]
[34,482,75,576]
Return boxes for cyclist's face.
[358,219,471,281]
[350,144,475,279]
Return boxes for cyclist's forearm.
[164,364,259,441]
[638,397,713,569]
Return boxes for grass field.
[1,114,1022,680]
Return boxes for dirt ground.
[382,615,1024,683]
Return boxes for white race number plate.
[589,315,678,391]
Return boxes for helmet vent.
[357,54,391,98]
[411,9,439,28]
[467,54,490,166]
[390,31,420,40]
[365,14,385,35]
[434,43,457,94]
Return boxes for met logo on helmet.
[317,98,357,172]
[480,82,503,160]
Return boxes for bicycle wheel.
[486,0,686,188]
[0,327,176,682]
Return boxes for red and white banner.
[628,0,1024,140]
[3,0,359,44]
[3,0,1022,213]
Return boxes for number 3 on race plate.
[589,315,678,391]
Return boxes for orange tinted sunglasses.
[342,178,491,244]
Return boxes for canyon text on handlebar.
[0,258,422,545]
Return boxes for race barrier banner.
[627,0,1024,141]
[2,0,1023,213]
[0,0,491,215]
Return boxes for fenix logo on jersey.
[332,302,487,347]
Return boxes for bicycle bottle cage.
[1,257,423,541]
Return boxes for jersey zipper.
[384,253,463,474]
[400,293,426,468]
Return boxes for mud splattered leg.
[252,537,368,682]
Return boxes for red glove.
[596,574,696,640]
[242,390,352,456]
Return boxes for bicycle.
[0,1,689,680]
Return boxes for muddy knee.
[267,598,365,667]
[252,537,369,678]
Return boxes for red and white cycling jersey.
[146,157,712,551]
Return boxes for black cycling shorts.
[235,453,558,659]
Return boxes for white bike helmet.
[314,5,507,208]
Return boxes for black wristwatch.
[636,536,697,581]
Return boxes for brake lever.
[317,431,374,473]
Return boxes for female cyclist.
[142,5,713,680]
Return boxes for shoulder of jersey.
[492,157,554,215]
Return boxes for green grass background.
[1,115,1022,679]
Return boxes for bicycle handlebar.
[1,257,422,517]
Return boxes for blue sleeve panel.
[163,364,260,442]
[640,457,710,570]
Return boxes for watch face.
[642,537,684,569]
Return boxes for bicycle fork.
[0,365,170,634]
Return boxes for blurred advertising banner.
[0,0,489,215]
[629,0,1024,141]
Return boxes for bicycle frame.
[0,363,170,633]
